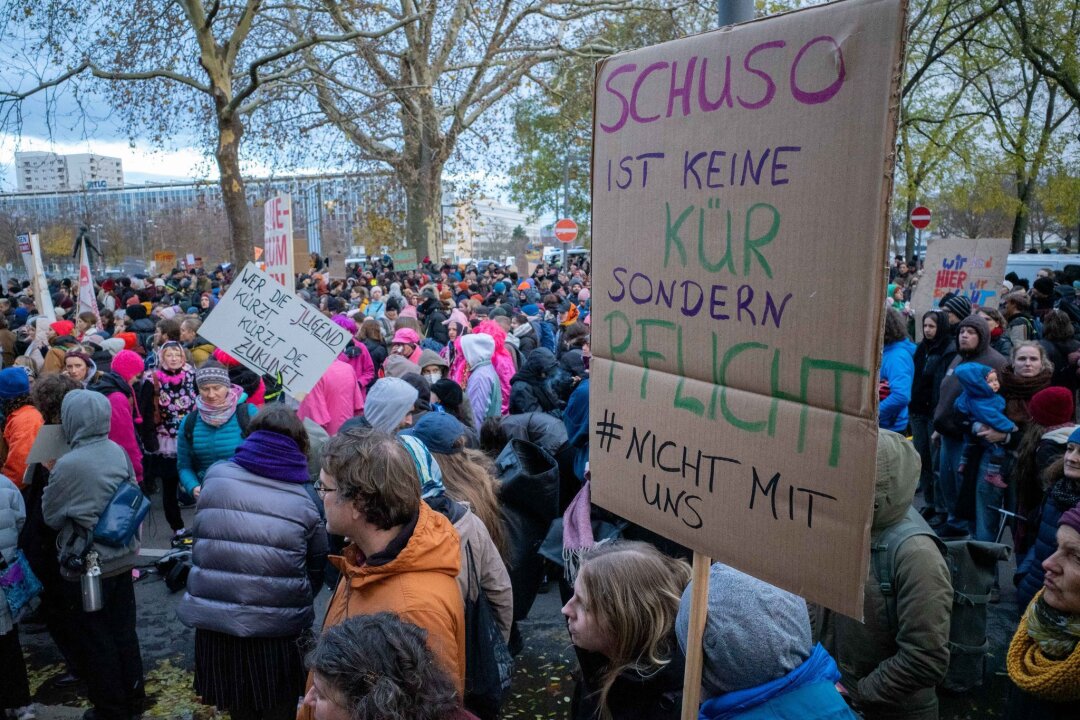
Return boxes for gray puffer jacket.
[177,460,328,638]
[42,389,140,580]
[0,475,26,633]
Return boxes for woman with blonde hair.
[562,541,690,720]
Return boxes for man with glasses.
[300,427,465,720]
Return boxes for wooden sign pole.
[680,552,711,720]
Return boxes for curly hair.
[305,613,461,720]
[31,374,81,424]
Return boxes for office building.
[15,151,124,192]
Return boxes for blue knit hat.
[494,281,507,294]
[1068,426,1080,445]
[521,303,540,317]
[0,367,30,399]
[402,412,466,455]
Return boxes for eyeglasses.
[314,480,337,499]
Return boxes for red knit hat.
[1028,386,1075,428]
[50,320,75,337]
[116,332,138,350]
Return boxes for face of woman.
[200,296,210,308]
[390,343,413,357]
[977,311,998,331]
[63,357,88,382]
[1064,443,1080,480]
[561,573,613,657]
[161,347,185,370]
[199,382,228,404]
[302,673,351,720]
[1013,346,1043,378]
[448,323,459,341]
[1042,525,1080,614]
[922,316,937,340]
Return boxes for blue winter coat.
[698,645,856,720]
[176,403,259,495]
[879,341,914,433]
[177,459,328,638]
[1015,481,1073,610]
[954,363,1016,433]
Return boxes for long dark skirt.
[194,628,306,713]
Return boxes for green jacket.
[810,430,953,720]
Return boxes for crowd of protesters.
[0,250,1077,720]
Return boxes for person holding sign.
[562,541,689,720]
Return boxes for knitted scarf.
[1001,366,1053,424]
[1007,590,1080,701]
[233,430,309,484]
[196,384,241,427]
[1026,594,1080,658]
[562,480,594,581]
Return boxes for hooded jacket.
[177,457,328,638]
[300,501,465,720]
[879,340,914,433]
[910,312,955,416]
[297,358,365,436]
[509,347,561,415]
[954,363,1016,433]
[338,339,376,393]
[811,430,952,720]
[933,315,1007,438]
[41,390,140,580]
[461,334,502,429]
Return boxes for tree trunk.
[403,151,445,263]
[216,113,253,265]
[903,194,916,260]
[1011,173,1031,253]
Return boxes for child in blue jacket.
[955,363,1016,487]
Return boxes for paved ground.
[21,491,1018,719]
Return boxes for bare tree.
[292,0,636,262]
[0,0,411,263]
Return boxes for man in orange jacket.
[299,426,465,720]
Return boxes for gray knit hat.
[195,360,230,389]
[676,563,811,697]
[363,377,419,433]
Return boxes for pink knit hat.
[392,328,420,345]
[110,350,144,381]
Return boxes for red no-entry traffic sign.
[555,218,578,243]
[910,205,931,230]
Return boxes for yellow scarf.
[1007,591,1080,701]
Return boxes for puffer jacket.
[177,460,328,638]
[2,404,44,489]
[0,474,26,634]
[1015,476,1078,611]
[879,340,913,432]
[42,390,139,580]
[176,402,258,495]
[811,430,952,720]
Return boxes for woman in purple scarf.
[177,406,329,720]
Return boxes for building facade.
[15,151,124,192]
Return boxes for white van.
[1005,254,1080,284]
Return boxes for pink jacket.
[337,340,376,397]
[298,359,365,436]
[105,392,144,484]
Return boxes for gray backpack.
[871,507,1009,693]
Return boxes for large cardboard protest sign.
[200,263,350,397]
[590,0,905,617]
[910,236,1010,316]
[264,193,295,288]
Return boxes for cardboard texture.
[910,237,1011,317]
[27,425,71,464]
[589,0,906,618]
[198,262,350,397]
[264,193,295,288]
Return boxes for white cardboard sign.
[199,262,349,397]
[264,193,295,289]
